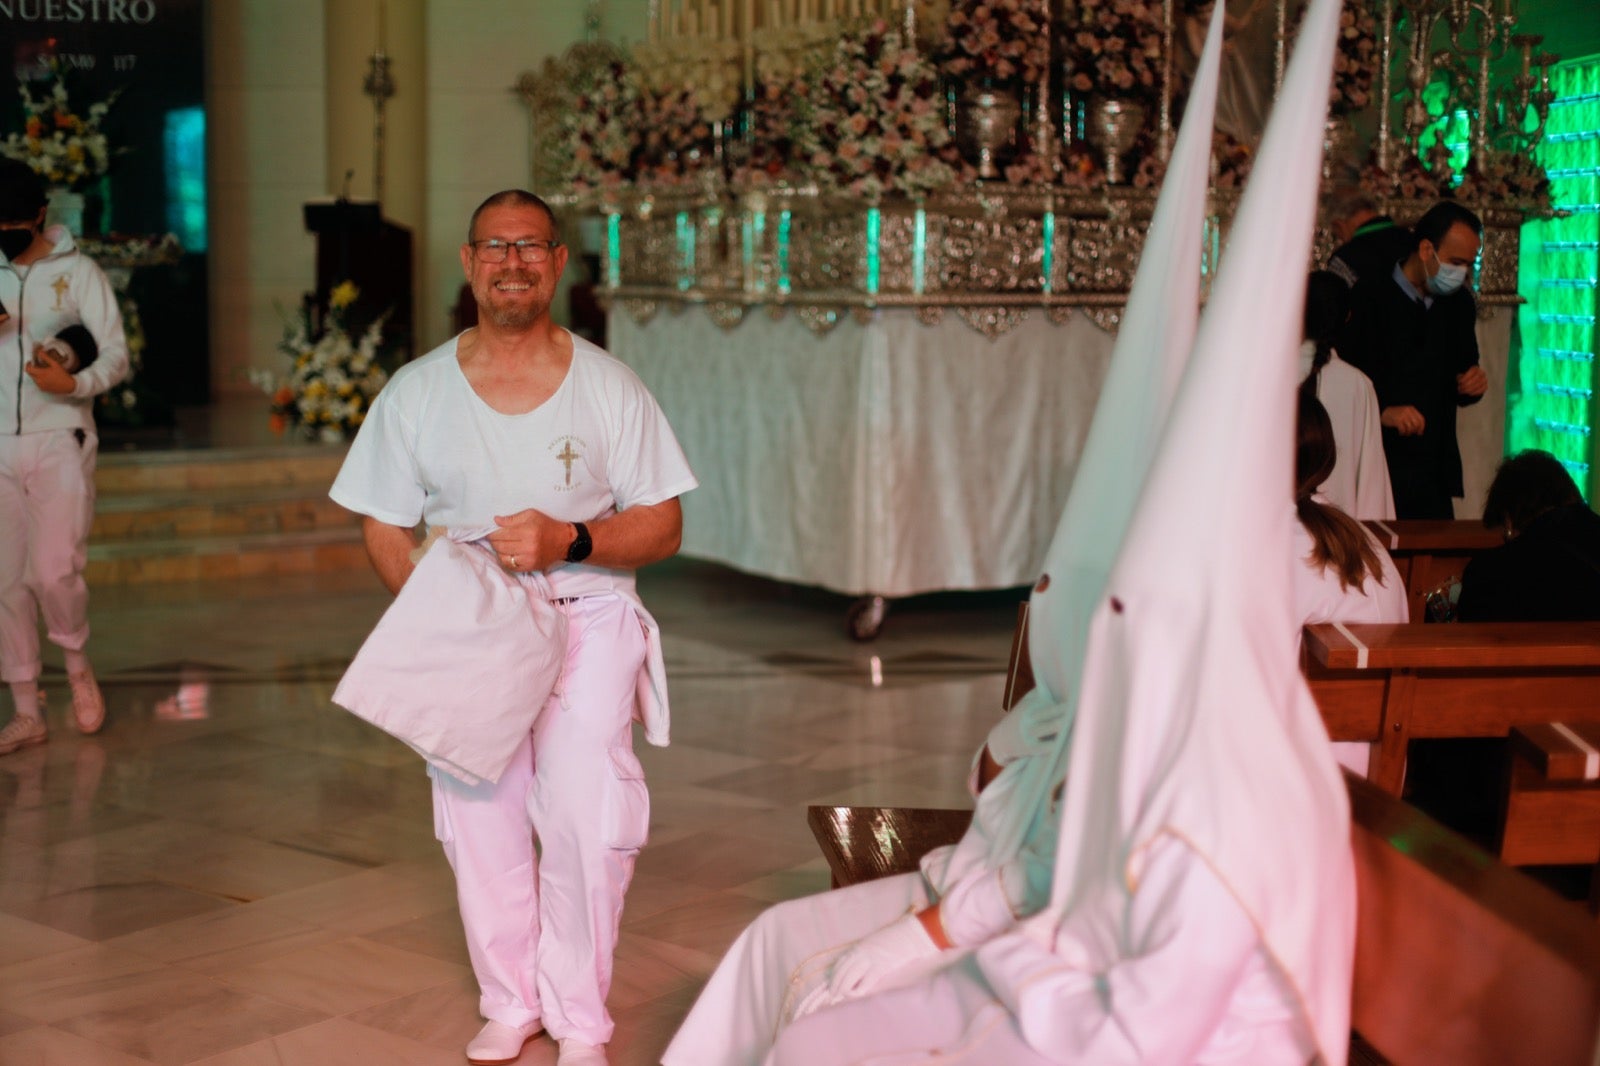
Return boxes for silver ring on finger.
[509,554,518,570]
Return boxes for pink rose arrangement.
[1455,150,1551,212]
[1293,0,1378,116]
[566,59,643,190]
[1061,0,1164,106]
[794,19,961,199]
[1360,152,1449,201]
[632,83,720,186]
[938,0,1051,88]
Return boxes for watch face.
[567,523,592,563]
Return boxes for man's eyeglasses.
[470,238,562,264]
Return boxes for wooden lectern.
[303,198,414,362]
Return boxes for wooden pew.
[1346,773,1600,1064]
[807,778,1600,1065]
[1363,519,1504,621]
[1303,621,1600,795]
[1500,723,1600,868]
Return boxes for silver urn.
[957,84,1024,180]
[1087,97,1147,185]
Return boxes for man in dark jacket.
[1338,201,1489,518]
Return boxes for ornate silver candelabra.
[1381,0,1557,171]
[362,52,396,204]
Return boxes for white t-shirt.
[330,331,698,598]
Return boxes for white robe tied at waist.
[333,528,672,787]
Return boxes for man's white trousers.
[429,593,648,1047]
[0,428,96,684]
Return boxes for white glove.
[793,912,941,1021]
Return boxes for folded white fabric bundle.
[333,528,568,786]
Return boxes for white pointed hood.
[982,0,1229,864]
[1015,0,1357,1060]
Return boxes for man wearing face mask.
[0,158,129,757]
[1338,201,1488,519]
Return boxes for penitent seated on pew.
[808,607,1600,1064]
[806,777,1600,1066]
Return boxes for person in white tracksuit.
[0,159,128,757]
[330,189,695,1066]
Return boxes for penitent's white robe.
[662,836,1312,1066]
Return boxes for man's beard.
[483,298,547,330]
[477,272,548,330]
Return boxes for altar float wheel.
[845,595,891,642]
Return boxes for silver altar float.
[517,0,1557,639]
[519,0,1556,342]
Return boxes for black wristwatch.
[565,521,593,564]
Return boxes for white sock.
[64,649,92,675]
[10,681,42,721]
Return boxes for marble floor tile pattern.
[0,558,1022,1065]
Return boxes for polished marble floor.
[0,558,1022,1065]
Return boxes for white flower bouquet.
[252,282,389,442]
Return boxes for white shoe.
[0,714,47,755]
[68,670,105,735]
[557,1039,608,1066]
[466,1019,543,1065]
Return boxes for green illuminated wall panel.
[1512,55,1600,501]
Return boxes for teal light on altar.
[777,210,793,294]
[744,210,765,291]
[1041,211,1056,295]
[676,211,695,291]
[913,207,927,295]
[606,214,621,287]
[1201,214,1222,291]
[865,207,881,295]
[163,107,206,252]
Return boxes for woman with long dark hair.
[1295,390,1407,776]
[1293,389,1404,617]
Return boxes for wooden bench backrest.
[1347,773,1600,1065]
[1307,622,1600,671]
[1363,519,1505,620]
[1363,519,1505,555]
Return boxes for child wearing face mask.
[0,158,130,756]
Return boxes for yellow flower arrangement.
[252,282,390,442]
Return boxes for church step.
[94,443,348,494]
[85,442,372,584]
[92,486,357,541]
[86,526,369,586]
